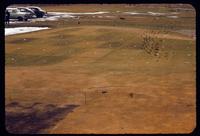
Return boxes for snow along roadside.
[5,27,50,36]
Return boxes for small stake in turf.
[84,91,86,104]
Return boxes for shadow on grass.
[6,102,79,134]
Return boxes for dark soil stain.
[129,93,134,98]
[119,17,126,20]
[6,102,79,134]
[101,91,107,94]
[6,102,19,107]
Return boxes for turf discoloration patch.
[6,46,82,66]
[6,102,79,134]
[7,38,38,44]
[49,34,78,46]
[6,54,68,66]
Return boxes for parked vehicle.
[28,6,47,18]
[17,7,37,19]
[6,7,30,21]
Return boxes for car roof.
[17,7,34,10]
[17,7,28,8]
[18,7,36,13]
[7,7,18,9]
[28,6,43,10]
[28,6,39,8]
[28,6,40,8]
[6,8,20,11]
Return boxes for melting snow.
[171,12,180,15]
[124,11,179,19]
[48,11,109,15]
[124,11,167,16]
[9,11,109,24]
[167,16,178,18]
[31,14,75,22]
[105,15,115,18]
[124,12,147,15]
[5,27,50,36]
[147,12,166,16]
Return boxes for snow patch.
[124,12,147,15]
[48,11,109,15]
[124,11,166,16]
[8,11,109,24]
[124,11,179,18]
[105,15,115,18]
[5,27,50,36]
[167,16,178,19]
[147,12,166,16]
[31,11,109,22]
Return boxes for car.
[28,6,47,18]
[17,7,37,19]
[6,7,30,21]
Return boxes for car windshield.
[31,7,42,11]
[19,9,27,12]
[35,7,43,10]
[7,8,17,12]
[31,8,39,11]
[11,9,18,13]
[20,8,33,13]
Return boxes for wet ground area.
[6,102,79,134]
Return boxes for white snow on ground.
[105,15,115,18]
[42,11,109,21]
[124,12,147,15]
[9,11,109,24]
[124,11,166,16]
[49,11,109,15]
[5,27,50,36]
[7,10,180,25]
[147,12,166,16]
[170,12,180,15]
[124,11,179,18]
[31,15,75,22]
[167,16,178,18]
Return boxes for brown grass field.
[5,4,196,134]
